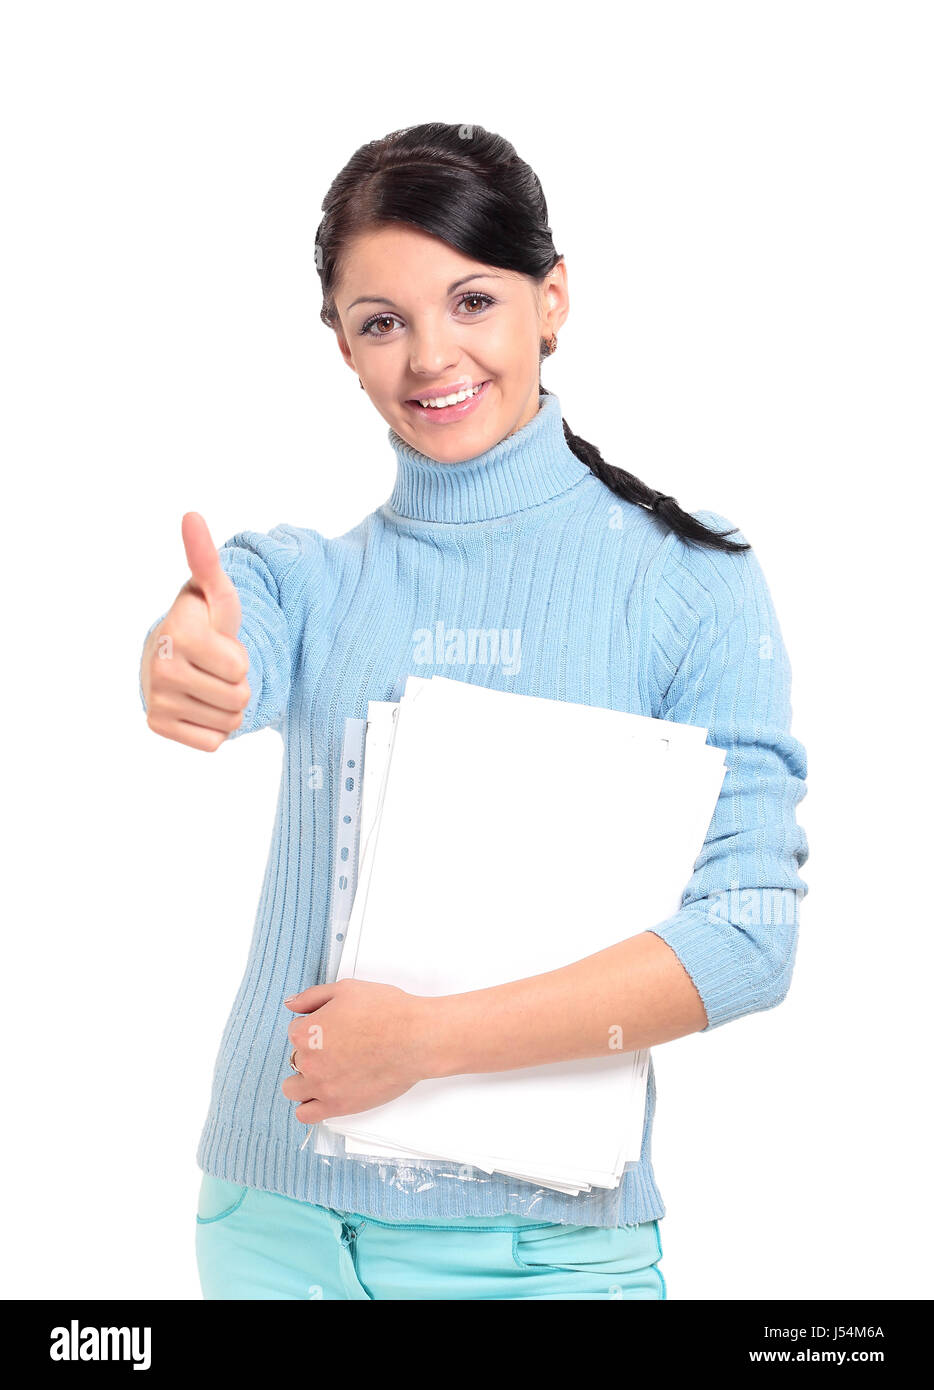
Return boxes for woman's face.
[332,223,568,463]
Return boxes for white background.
[2,0,931,1301]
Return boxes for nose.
[407,319,460,379]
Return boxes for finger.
[148,689,246,733]
[284,984,338,1013]
[294,1099,328,1125]
[156,654,250,710]
[177,628,250,685]
[281,1070,320,1101]
[288,1013,329,1052]
[181,511,226,600]
[145,714,229,753]
[181,512,242,639]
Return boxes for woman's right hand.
[141,512,252,752]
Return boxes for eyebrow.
[345,273,504,313]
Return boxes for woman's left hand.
[282,978,435,1124]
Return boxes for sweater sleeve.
[646,510,810,1031]
[138,524,318,739]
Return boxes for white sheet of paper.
[317,676,725,1189]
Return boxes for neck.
[385,390,592,524]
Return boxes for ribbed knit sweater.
[139,389,809,1228]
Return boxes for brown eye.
[360,312,401,338]
[456,291,495,316]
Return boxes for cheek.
[483,312,540,368]
[361,346,402,382]
[360,354,411,409]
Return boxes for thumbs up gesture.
[141,513,252,751]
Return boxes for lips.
[405,379,489,405]
[402,378,493,422]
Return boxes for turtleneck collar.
[384,390,592,523]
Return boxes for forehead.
[335,224,521,304]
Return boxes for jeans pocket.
[511,1219,663,1277]
[196,1174,251,1225]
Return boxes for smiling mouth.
[406,380,489,408]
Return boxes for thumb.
[181,511,242,639]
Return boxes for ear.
[333,324,357,373]
[540,256,570,339]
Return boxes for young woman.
[139,121,809,1301]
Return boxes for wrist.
[410,993,464,1081]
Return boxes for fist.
[142,512,251,752]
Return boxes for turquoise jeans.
[195,1174,667,1300]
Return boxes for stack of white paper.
[309,675,726,1194]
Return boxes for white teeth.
[417,383,483,408]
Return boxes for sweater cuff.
[227,627,261,738]
[648,899,799,1033]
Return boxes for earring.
[542,333,558,357]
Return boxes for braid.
[541,387,751,553]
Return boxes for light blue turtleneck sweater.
[139,390,809,1228]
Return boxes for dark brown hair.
[315,122,749,552]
